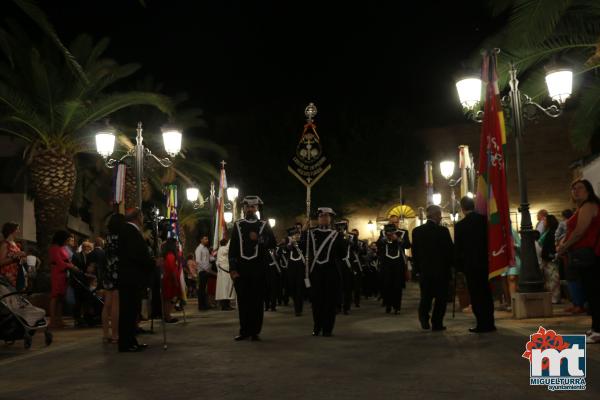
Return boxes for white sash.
[237,220,266,260]
[309,230,338,273]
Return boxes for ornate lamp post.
[455,54,573,293]
[440,160,462,223]
[96,122,182,209]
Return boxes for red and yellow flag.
[475,52,515,279]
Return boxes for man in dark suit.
[454,196,496,333]
[411,205,454,331]
[118,208,155,352]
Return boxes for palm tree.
[0,22,173,253]
[475,0,600,149]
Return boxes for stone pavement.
[1,283,598,400]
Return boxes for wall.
[0,193,37,242]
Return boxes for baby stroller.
[0,276,52,349]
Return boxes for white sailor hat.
[242,195,263,206]
[317,207,336,216]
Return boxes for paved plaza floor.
[1,283,599,400]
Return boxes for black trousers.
[310,264,340,334]
[352,268,362,306]
[279,268,289,306]
[381,264,403,311]
[581,263,600,331]
[288,261,305,314]
[119,283,142,350]
[419,277,449,329]
[234,266,266,337]
[465,268,495,329]
[341,265,353,312]
[265,266,280,310]
[197,271,210,310]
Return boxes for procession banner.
[212,163,228,249]
[288,122,331,187]
[475,51,515,279]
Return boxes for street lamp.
[96,122,182,209]
[224,211,233,224]
[440,160,462,225]
[227,186,239,220]
[268,218,276,228]
[432,192,442,206]
[456,52,573,293]
[186,186,208,209]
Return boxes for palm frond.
[507,0,573,46]
[68,92,174,136]
[572,79,600,149]
[10,0,88,84]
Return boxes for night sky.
[42,0,498,119]
[6,1,504,215]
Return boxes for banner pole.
[305,184,311,284]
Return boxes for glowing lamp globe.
[545,69,573,104]
[186,187,199,202]
[95,132,115,158]
[162,129,182,157]
[455,77,482,109]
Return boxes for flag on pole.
[458,145,472,198]
[475,51,515,279]
[424,161,434,205]
[212,162,228,249]
[165,184,187,301]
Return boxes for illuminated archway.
[387,204,416,219]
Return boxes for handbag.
[568,247,597,271]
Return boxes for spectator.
[557,179,600,344]
[0,222,26,289]
[195,235,212,310]
[185,253,198,298]
[555,209,574,243]
[71,240,94,327]
[540,215,560,304]
[162,238,181,323]
[411,205,454,331]
[49,230,79,329]
[535,209,548,235]
[101,214,124,344]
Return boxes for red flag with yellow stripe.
[475,52,515,279]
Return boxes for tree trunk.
[124,166,151,210]
[29,149,77,277]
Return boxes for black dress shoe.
[250,335,261,341]
[432,326,447,332]
[469,326,497,333]
[419,319,431,330]
[322,332,333,337]
[385,307,391,314]
[136,343,148,349]
[234,335,249,341]
[312,330,321,336]
[343,310,349,315]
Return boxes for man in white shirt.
[195,235,212,310]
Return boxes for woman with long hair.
[162,238,181,323]
[49,230,79,328]
[557,179,600,344]
[101,213,125,344]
